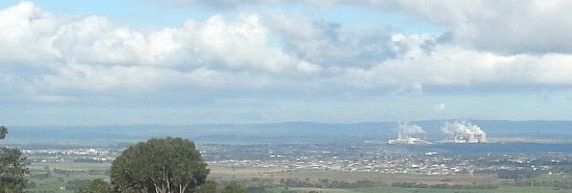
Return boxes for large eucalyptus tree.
[111,138,209,193]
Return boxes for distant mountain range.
[6,120,572,146]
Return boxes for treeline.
[274,178,498,190]
[501,177,572,189]
[74,177,500,193]
[476,169,545,179]
[390,182,497,189]
[278,178,379,189]
[477,169,572,189]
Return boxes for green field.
[27,162,110,193]
[208,165,496,185]
[281,187,572,193]
[24,162,572,193]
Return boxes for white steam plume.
[398,122,426,136]
[442,121,487,143]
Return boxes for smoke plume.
[398,122,426,136]
[442,121,487,143]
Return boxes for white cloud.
[314,0,572,54]
[435,103,446,112]
[38,64,182,91]
[0,2,322,95]
[149,0,572,54]
[0,1,58,64]
[270,15,401,68]
[185,14,322,73]
[143,0,338,7]
[385,0,572,54]
[340,44,572,89]
[3,1,572,104]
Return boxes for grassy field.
[23,162,572,193]
[208,165,496,185]
[282,187,572,193]
[27,162,110,193]
[28,162,112,171]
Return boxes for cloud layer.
[152,0,572,54]
[2,1,572,104]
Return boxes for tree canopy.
[0,126,7,140]
[111,137,209,193]
[77,179,111,193]
[0,126,28,193]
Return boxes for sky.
[2,0,572,126]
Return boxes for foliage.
[111,137,209,193]
[77,179,111,193]
[196,180,218,193]
[66,179,93,191]
[0,126,6,140]
[0,125,28,193]
[222,183,247,193]
[278,178,380,189]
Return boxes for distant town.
[11,121,572,192]
[21,141,572,177]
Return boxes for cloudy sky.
[1,0,572,126]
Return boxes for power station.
[388,121,488,145]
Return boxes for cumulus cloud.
[185,14,322,73]
[142,0,344,7]
[3,1,572,104]
[47,12,319,73]
[382,0,572,54]
[270,15,401,68]
[149,0,572,54]
[38,64,186,91]
[0,1,58,64]
[340,44,572,89]
[0,2,322,94]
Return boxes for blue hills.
[6,120,572,146]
